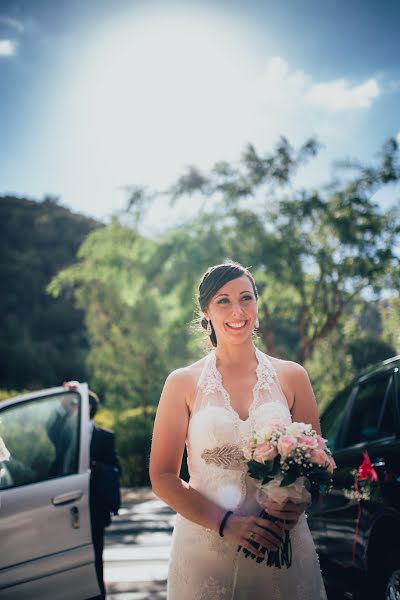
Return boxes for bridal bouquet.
[239,420,336,568]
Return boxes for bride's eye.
[242,295,253,301]
[217,298,229,304]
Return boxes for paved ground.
[104,488,174,600]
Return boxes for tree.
[0,196,98,390]
[380,294,400,355]
[161,137,400,362]
[49,218,171,410]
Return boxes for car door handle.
[52,490,84,506]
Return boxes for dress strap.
[254,347,277,395]
[189,351,217,415]
[197,351,218,393]
[253,349,291,414]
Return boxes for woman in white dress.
[150,262,327,599]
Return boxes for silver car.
[0,384,100,599]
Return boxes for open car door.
[0,384,100,599]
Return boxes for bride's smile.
[225,320,247,329]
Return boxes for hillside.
[0,196,99,390]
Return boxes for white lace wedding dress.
[167,347,327,599]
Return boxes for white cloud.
[396,130,400,145]
[243,56,383,160]
[306,78,380,111]
[255,56,380,113]
[0,39,17,56]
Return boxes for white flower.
[259,426,273,441]
[286,422,307,437]
[0,436,10,462]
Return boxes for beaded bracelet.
[219,510,234,537]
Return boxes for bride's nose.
[230,302,245,316]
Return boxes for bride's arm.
[288,362,322,436]
[150,369,283,555]
[150,368,227,531]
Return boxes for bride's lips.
[225,320,248,330]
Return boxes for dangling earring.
[206,320,212,335]
[255,316,259,329]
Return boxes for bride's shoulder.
[262,354,309,410]
[164,354,209,394]
[264,353,308,380]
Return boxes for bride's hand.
[223,514,285,558]
[261,498,309,530]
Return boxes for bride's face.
[204,275,258,345]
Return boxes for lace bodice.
[186,347,292,513]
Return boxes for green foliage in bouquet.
[247,453,333,501]
[247,455,281,485]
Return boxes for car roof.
[321,354,400,416]
[357,354,400,384]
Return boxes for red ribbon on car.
[351,451,378,563]
[357,451,378,483]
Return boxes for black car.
[307,354,400,600]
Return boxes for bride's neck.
[215,340,256,368]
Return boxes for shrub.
[114,406,156,486]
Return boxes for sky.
[1,0,399,229]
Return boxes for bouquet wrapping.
[239,420,336,568]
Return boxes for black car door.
[306,386,355,555]
[317,370,396,571]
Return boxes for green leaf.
[262,475,274,485]
[280,471,298,486]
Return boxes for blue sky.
[1,0,399,225]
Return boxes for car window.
[0,392,81,490]
[321,388,351,450]
[345,374,392,446]
[379,376,398,438]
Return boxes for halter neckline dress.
[167,347,327,599]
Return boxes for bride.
[150,261,327,599]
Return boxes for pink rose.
[253,441,277,463]
[326,455,337,474]
[277,434,297,458]
[316,434,327,450]
[310,448,328,466]
[297,434,318,448]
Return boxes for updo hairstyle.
[198,261,258,347]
